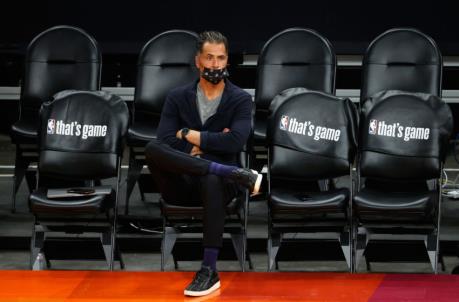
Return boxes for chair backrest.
[268,89,357,181]
[38,90,129,180]
[133,30,199,124]
[256,28,336,110]
[254,28,336,141]
[361,28,442,103]
[359,90,452,181]
[21,25,101,120]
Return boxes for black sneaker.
[184,266,220,297]
[229,168,263,195]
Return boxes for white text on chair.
[47,119,108,140]
[279,115,341,142]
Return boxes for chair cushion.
[29,187,112,214]
[269,187,349,215]
[354,187,435,222]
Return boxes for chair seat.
[127,123,157,147]
[29,187,112,214]
[354,188,435,222]
[11,119,39,144]
[269,187,349,215]
[160,197,240,217]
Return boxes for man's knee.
[145,140,163,162]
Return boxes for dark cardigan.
[157,79,253,165]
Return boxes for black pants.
[145,140,239,248]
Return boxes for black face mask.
[201,67,229,84]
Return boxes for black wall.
[1,0,459,55]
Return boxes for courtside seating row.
[10,25,454,273]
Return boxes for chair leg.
[247,251,253,270]
[161,226,177,271]
[138,177,146,202]
[365,256,372,272]
[30,224,46,270]
[116,241,125,270]
[173,253,179,270]
[267,232,281,271]
[25,170,36,193]
[230,232,246,272]
[339,229,352,271]
[101,229,115,270]
[12,151,30,213]
[124,153,143,215]
[425,231,438,273]
[354,227,368,272]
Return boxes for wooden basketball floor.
[0,271,458,301]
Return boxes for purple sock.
[202,247,219,271]
[208,162,237,177]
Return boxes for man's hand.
[176,129,182,139]
[176,128,201,146]
[190,145,203,156]
[185,130,201,146]
[177,128,229,149]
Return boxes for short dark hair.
[197,31,228,54]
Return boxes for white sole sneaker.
[251,170,263,195]
[184,280,221,297]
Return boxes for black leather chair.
[266,88,358,271]
[355,91,452,273]
[11,25,101,212]
[354,28,447,273]
[29,90,129,270]
[160,150,250,271]
[125,30,199,214]
[254,28,336,145]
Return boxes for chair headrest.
[139,30,198,65]
[361,28,442,100]
[365,28,441,66]
[259,28,335,65]
[27,25,100,63]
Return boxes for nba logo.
[369,119,377,135]
[280,115,289,131]
[47,119,55,134]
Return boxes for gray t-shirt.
[196,85,222,124]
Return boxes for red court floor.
[0,271,458,301]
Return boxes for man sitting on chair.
[145,31,261,297]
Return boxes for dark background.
[0,0,459,134]
[1,0,458,55]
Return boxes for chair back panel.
[39,90,129,179]
[255,28,336,112]
[22,26,101,114]
[268,90,357,180]
[134,30,199,115]
[361,28,442,102]
[359,91,452,180]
